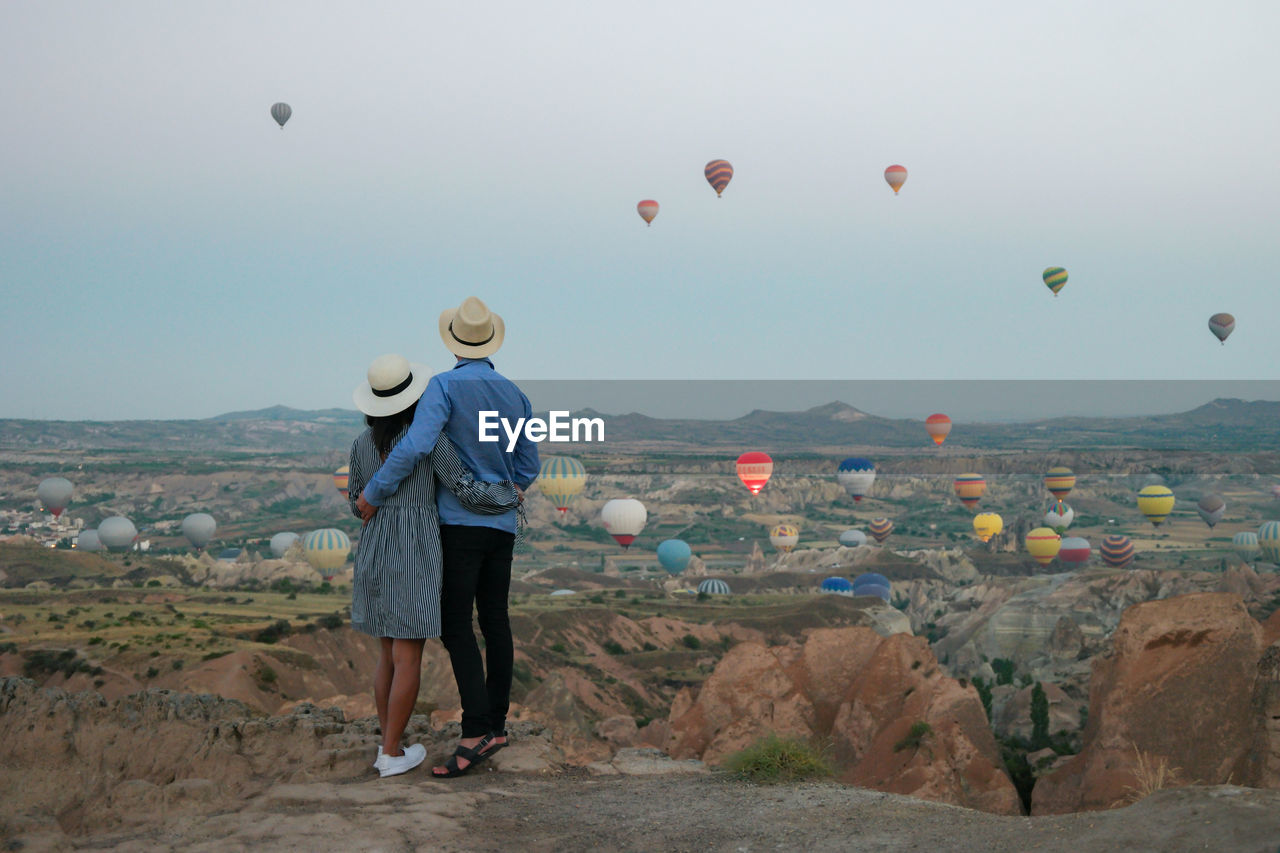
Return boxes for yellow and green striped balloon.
[1043,267,1068,297]
[537,456,587,513]
[1259,521,1280,563]
[302,528,351,574]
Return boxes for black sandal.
[485,730,510,758]
[432,734,494,778]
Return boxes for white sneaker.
[378,743,426,778]
[373,746,383,768]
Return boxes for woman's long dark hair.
[367,401,417,459]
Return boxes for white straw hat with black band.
[353,354,432,417]
[438,296,505,358]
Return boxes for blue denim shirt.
[361,358,540,532]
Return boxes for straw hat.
[352,354,431,417]
[438,296,505,358]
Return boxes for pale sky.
[2,1,1278,420]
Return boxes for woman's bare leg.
[374,637,394,738]
[381,638,425,756]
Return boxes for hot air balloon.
[333,466,350,500]
[836,458,876,502]
[770,523,800,553]
[302,528,351,575]
[736,452,773,495]
[820,576,853,596]
[1058,536,1092,568]
[973,512,1003,542]
[1197,495,1226,529]
[601,499,647,549]
[1043,267,1068,297]
[1044,467,1076,500]
[704,159,733,196]
[1259,522,1280,563]
[884,165,907,195]
[1100,535,1135,568]
[953,474,986,510]
[698,578,731,595]
[270,531,299,558]
[637,200,659,226]
[838,529,867,548]
[925,414,952,446]
[181,513,216,550]
[538,456,587,514]
[868,518,894,544]
[656,539,692,575]
[98,516,138,552]
[1233,531,1260,561]
[37,477,73,518]
[76,529,101,551]
[271,102,292,128]
[852,572,891,602]
[1208,313,1235,344]
[1025,527,1061,566]
[1137,485,1176,527]
[1044,501,1075,532]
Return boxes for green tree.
[1030,682,1050,750]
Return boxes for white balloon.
[181,513,217,549]
[600,499,647,548]
[270,532,299,558]
[98,516,138,551]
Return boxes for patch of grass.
[681,634,702,650]
[602,640,625,655]
[725,734,832,783]
[893,721,933,753]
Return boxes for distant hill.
[0,398,1275,454]
[208,406,360,423]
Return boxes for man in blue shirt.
[357,296,540,776]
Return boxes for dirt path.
[25,773,1280,853]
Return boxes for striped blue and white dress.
[348,427,443,638]
[347,430,521,639]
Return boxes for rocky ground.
[8,772,1280,852]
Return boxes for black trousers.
[438,524,515,738]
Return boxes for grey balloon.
[77,529,102,551]
[270,102,292,128]
[98,516,138,551]
[181,513,217,549]
[270,531,299,558]
[838,529,868,548]
[37,477,73,515]
[1197,495,1226,529]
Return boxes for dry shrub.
[1114,744,1184,806]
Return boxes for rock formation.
[1032,592,1268,814]
[666,627,1022,814]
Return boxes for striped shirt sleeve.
[430,435,520,516]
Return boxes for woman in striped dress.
[349,354,520,778]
